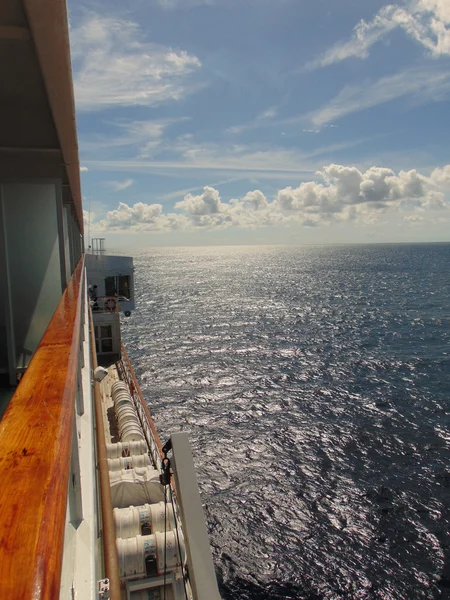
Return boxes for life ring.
[105,298,116,312]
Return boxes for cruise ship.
[0,1,221,599]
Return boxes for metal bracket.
[98,578,110,599]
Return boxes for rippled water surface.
[121,244,450,599]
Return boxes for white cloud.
[100,201,191,231]
[259,107,278,120]
[109,179,134,192]
[422,190,447,209]
[240,190,269,211]
[113,120,178,147]
[105,202,162,226]
[92,163,450,233]
[152,0,277,10]
[309,0,450,70]
[82,133,385,178]
[154,0,214,7]
[79,118,188,161]
[404,213,425,223]
[277,164,431,212]
[431,164,450,187]
[80,166,89,172]
[226,106,278,134]
[71,14,201,111]
[158,177,245,201]
[175,186,223,215]
[172,142,312,173]
[309,67,450,126]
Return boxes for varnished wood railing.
[0,257,84,599]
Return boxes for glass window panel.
[118,275,130,299]
[101,325,112,338]
[105,276,116,296]
[101,338,113,353]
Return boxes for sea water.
[121,243,450,599]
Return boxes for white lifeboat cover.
[110,467,164,508]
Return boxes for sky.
[68,0,450,248]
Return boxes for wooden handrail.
[0,257,84,599]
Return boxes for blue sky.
[68,0,450,247]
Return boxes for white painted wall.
[60,282,99,599]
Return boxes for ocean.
[121,243,450,600]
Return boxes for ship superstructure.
[0,1,220,598]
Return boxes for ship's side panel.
[0,1,103,598]
[1,182,64,376]
[0,191,10,379]
[0,0,84,387]
[60,281,99,599]
[86,254,135,306]
[62,203,73,285]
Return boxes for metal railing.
[118,343,164,467]
[91,295,127,314]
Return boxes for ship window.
[118,275,131,299]
[101,325,112,338]
[101,338,113,353]
[104,275,131,299]
[95,323,114,354]
[104,276,116,296]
